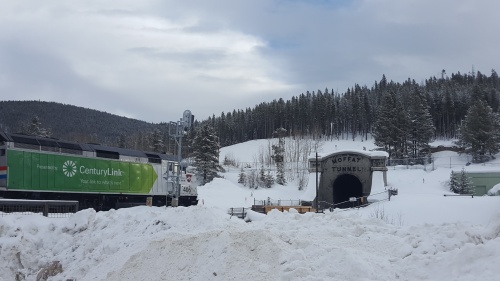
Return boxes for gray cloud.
[1,0,499,123]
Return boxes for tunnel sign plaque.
[331,154,362,164]
[330,154,368,173]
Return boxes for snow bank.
[2,206,500,281]
[299,173,318,202]
[488,183,500,196]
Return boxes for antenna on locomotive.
[168,110,193,206]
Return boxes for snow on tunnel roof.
[309,149,389,161]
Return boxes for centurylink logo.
[62,160,77,177]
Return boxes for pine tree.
[263,170,274,188]
[149,128,164,152]
[191,124,222,185]
[238,167,247,186]
[373,91,409,160]
[21,116,52,137]
[117,134,126,148]
[458,168,474,194]
[258,164,266,188]
[456,100,500,162]
[407,89,435,161]
[247,170,258,189]
[449,171,460,193]
[272,127,287,185]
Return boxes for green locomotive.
[0,132,198,210]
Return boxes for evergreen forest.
[205,70,500,147]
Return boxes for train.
[0,131,198,210]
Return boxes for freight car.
[0,132,198,210]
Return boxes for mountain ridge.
[0,100,156,145]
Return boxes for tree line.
[202,70,500,148]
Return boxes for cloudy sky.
[1,0,499,123]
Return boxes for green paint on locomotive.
[6,150,158,194]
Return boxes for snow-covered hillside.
[1,137,500,281]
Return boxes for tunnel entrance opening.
[333,174,363,208]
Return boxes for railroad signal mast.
[167,110,193,205]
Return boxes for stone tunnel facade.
[309,150,388,208]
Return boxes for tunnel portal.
[333,174,363,208]
[309,150,388,209]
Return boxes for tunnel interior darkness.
[332,174,363,208]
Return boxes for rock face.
[36,261,63,281]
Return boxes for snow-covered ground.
[1,137,500,280]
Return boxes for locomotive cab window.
[168,162,179,173]
[0,149,5,156]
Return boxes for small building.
[458,171,500,196]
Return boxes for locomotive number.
[182,186,192,193]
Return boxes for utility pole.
[168,110,193,206]
[315,152,319,212]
